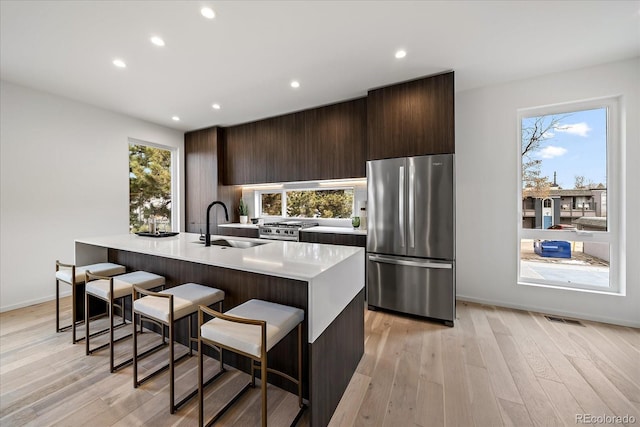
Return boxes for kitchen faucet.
[205,201,229,246]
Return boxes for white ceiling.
[1,1,639,132]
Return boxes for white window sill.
[517,280,624,296]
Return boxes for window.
[518,97,622,292]
[129,142,174,233]
[258,188,354,219]
[260,192,282,216]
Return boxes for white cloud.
[539,145,568,159]
[554,122,591,137]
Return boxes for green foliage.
[286,189,353,219]
[261,193,282,216]
[129,144,172,232]
[239,198,249,216]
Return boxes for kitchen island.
[75,232,364,426]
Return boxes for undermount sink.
[199,238,269,249]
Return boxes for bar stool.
[85,270,165,372]
[133,283,225,414]
[55,260,126,343]
[198,299,305,427]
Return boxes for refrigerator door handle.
[398,166,405,248]
[368,254,453,269]
[408,162,415,248]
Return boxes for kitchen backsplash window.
[249,179,366,223]
[286,189,354,218]
[260,192,282,216]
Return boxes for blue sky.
[522,108,607,189]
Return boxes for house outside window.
[518,97,622,293]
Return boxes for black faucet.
[205,201,229,246]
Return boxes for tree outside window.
[129,144,172,233]
[518,101,617,291]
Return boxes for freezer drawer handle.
[368,255,452,269]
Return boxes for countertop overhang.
[75,232,365,343]
[75,232,363,282]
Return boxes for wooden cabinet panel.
[303,98,366,180]
[299,231,366,247]
[217,227,260,238]
[223,123,266,185]
[185,127,240,233]
[222,98,366,185]
[185,128,217,233]
[367,72,454,160]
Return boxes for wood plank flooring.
[1,298,638,426]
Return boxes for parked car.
[547,224,576,230]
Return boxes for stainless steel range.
[259,221,318,241]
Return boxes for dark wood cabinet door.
[185,127,240,233]
[217,227,260,238]
[185,128,219,233]
[299,231,366,247]
[223,122,267,185]
[222,98,366,185]
[304,98,366,180]
[367,72,454,160]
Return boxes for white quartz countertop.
[303,226,367,235]
[75,233,363,282]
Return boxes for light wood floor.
[1,298,638,426]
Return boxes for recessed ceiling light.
[172,116,180,121]
[212,103,221,110]
[150,36,165,47]
[201,7,215,19]
[290,80,300,88]
[395,50,407,59]
[112,59,126,68]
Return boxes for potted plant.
[239,198,249,224]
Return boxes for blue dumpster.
[534,240,571,258]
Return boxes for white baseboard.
[0,291,70,314]
[456,294,640,328]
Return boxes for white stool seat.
[200,299,304,358]
[56,262,125,284]
[134,283,224,323]
[86,271,165,300]
[133,283,225,414]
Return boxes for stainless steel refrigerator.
[366,154,455,326]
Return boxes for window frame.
[255,186,356,220]
[516,96,623,294]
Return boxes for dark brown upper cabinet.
[222,98,366,185]
[303,98,366,180]
[367,72,454,160]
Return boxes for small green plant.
[239,198,249,216]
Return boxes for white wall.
[455,57,640,327]
[0,81,184,312]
